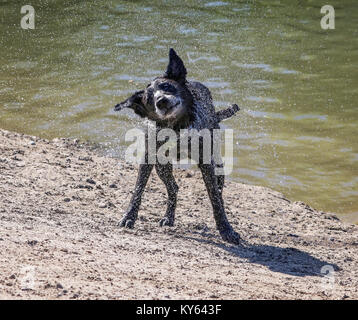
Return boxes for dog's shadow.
[178,233,340,277]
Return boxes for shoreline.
[1,128,358,299]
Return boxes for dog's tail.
[216,104,240,122]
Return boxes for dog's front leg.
[155,163,178,227]
[119,163,154,228]
[198,163,240,244]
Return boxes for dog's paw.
[220,228,241,245]
[119,216,135,229]
[159,217,174,227]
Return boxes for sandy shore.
[0,128,357,300]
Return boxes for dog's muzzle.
[156,98,180,116]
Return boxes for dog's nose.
[156,97,168,110]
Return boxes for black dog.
[114,48,240,244]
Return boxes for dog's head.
[114,48,193,126]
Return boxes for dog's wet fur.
[114,48,241,244]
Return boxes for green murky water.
[1,0,357,222]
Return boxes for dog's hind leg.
[216,162,225,195]
[155,163,178,227]
[119,163,154,228]
[198,163,240,244]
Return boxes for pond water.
[1,0,357,222]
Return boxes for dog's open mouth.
[162,102,180,116]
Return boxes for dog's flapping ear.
[114,90,147,118]
[163,48,187,83]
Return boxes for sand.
[0,128,357,300]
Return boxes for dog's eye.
[159,83,175,93]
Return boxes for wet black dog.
[114,48,240,244]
